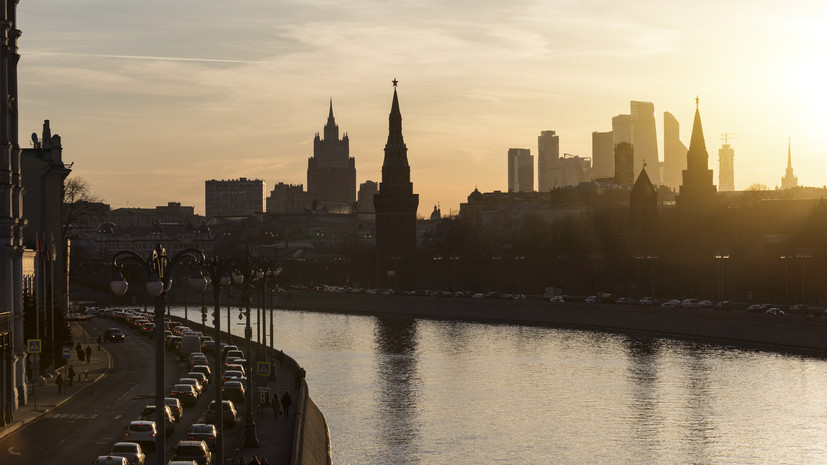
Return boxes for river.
[164,305,827,464]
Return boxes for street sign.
[27,339,42,353]
[258,386,270,404]
[256,361,271,377]
[62,346,71,359]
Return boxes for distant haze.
[17,1,826,216]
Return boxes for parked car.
[747,303,771,313]
[205,400,237,427]
[548,295,565,303]
[660,299,683,308]
[164,397,183,422]
[639,297,658,306]
[682,299,702,308]
[104,328,125,343]
[767,307,786,315]
[123,421,157,452]
[109,442,145,465]
[697,300,714,308]
[186,424,218,451]
[171,440,212,465]
[585,296,599,304]
[715,300,734,311]
[789,303,808,315]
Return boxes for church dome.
[468,188,483,204]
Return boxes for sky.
[16,0,827,217]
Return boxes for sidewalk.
[0,320,112,441]
[233,355,299,465]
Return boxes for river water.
[164,305,827,464]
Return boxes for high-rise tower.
[374,80,419,288]
[662,112,687,190]
[718,135,735,192]
[781,139,798,189]
[507,148,533,192]
[537,130,559,191]
[307,100,357,205]
[630,101,659,183]
[591,130,614,179]
[677,98,717,209]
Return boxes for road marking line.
[114,414,123,420]
[8,447,21,455]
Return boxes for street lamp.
[432,256,443,291]
[267,265,282,352]
[448,255,459,292]
[110,244,205,465]
[714,253,730,301]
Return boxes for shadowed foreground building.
[677,99,717,210]
[374,83,418,288]
[205,178,265,218]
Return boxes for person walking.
[56,372,64,394]
[68,365,75,387]
[281,390,292,416]
[97,336,102,350]
[277,350,284,368]
[76,344,84,363]
[294,367,305,390]
[85,346,92,364]
[272,392,279,419]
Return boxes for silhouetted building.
[591,130,614,179]
[266,182,310,214]
[537,130,559,192]
[781,139,798,189]
[625,168,662,236]
[663,111,687,190]
[374,83,418,288]
[548,154,591,187]
[205,178,265,218]
[612,114,632,145]
[357,180,378,213]
[106,202,202,228]
[631,101,659,183]
[307,100,356,205]
[677,99,717,209]
[614,142,635,187]
[718,137,735,192]
[507,148,533,192]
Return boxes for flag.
[50,233,57,262]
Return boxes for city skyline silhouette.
[16,1,825,216]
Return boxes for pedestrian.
[248,456,261,465]
[272,392,279,418]
[68,365,75,387]
[76,343,84,363]
[97,335,102,350]
[281,390,292,416]
[277,350,284,368]
[85,346,92,364]
[55,372,64,393]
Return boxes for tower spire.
[787,137,792,169]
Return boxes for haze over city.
[17,0,827,216]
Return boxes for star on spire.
[695,96,699,108]
[392,78,398,88]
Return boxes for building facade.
[357,180,378,213]
[266,182,310,214]
[507,148,533,193]
[307,100,356,205]
[374,84,418,289]
[537,130,559,192]
[718,138,735,192]
[663,111,687,190]
[614,142,635,187]
[204,178,265,218]
[591,130,614,180]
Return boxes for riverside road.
[0,317,244,465]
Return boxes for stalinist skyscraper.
[374,80,418,288]
[781,139,798,189]
[307,100,357,205]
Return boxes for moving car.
[169,384,198,406]
[164,397,183,422]
[221,380,245,402]
[109,442,145,465]
[177,378,203,398]
[104,328,125,343]
[186,424,218,451]
[205,400,237,427]
[123,421,157,452]
[92,456,130,465]
[171,440,212,465]
[139,404,175,436]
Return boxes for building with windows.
[718,137,735,192]
[204,178,265,218]
[631,101,659,183]
[591,130,614,179]
[614,142,635,187]
[307,100,356,205]
[663,112,687,190]
[507,148,533,193]
[266,182,311,214]
[537,130,559,192]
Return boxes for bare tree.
[62,175,106,238]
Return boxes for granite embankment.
[278,292,827,355]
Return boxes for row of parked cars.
[93,309,245,465]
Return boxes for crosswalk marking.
[43,412,98,420]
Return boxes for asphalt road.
[0,317,243,465]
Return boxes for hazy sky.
[17,0,827,216]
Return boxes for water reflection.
[624,336,664,463]
[683,345,713,463]
[373,316,422,464]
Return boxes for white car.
[109,442,145,465]
[123,421,157,452]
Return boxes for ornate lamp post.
[110,244,205,465]
[267,265,282,352]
